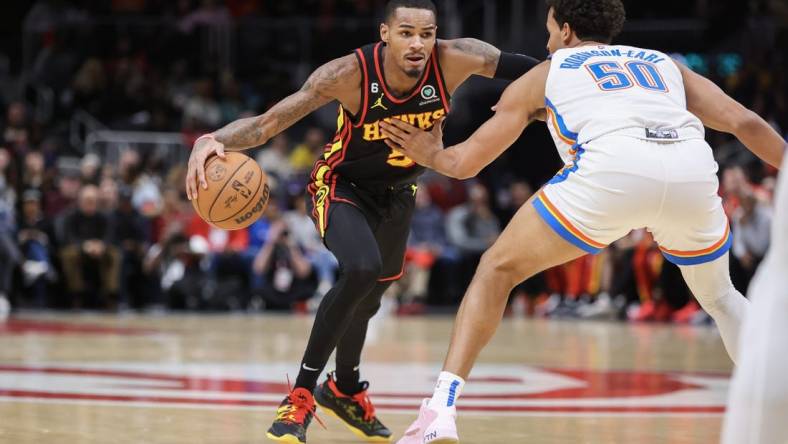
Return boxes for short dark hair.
[546,0,626,43]
[384,0,437,23]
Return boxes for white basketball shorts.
[533,134,731,265]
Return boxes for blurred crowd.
[0,0,785,322]
[0,94,782,321]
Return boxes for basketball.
[190,151,270,230]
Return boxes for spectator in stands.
[71,58,108,116]
[424,173,468,213]
[244,199,277,309]
[252,217,317,311]
[182,78,222,130]
[721,164,749,217]
[110,186,150,309]
[44,161,81,218]
[98,176,118,212]
[21,150,47,194]
[151,188,192,244]
[447,183,500,254]
[79,153,101,185]
[187,200,249,309]
[398,184,457,309]
[495,179,532,224]
[289,127,325,176]
[495,180,548,315]
[257,134,294,184]
[218,71,243,125]
[284,194,337,298]
[446,182,500,294]
[3,101,31,154]
[0,148,13,192]
[0,144,20,194]
[0,177,19,311]
[143,232,205,310]
[16,189,54,307]
[118,150,162,217]
[59,184,121,308]
[731,186,773,291]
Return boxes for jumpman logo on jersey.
[371,94,388,111]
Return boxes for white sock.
[700,287,748,362]
[428,371,465,412]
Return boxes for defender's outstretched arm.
[381,61,550,179]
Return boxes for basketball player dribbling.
[185,1,542,442]
[379,0,785,442]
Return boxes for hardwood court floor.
[0,313,732,444]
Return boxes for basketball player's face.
[381,8,437,78]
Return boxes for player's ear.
[561,22,572,45]
[380,23,389,44]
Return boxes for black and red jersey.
[309,41,451,193]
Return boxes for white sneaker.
[397,399,458,444]
[577,292,615,319]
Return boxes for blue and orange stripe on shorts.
[532,190,606,255]
[659,224,733,266]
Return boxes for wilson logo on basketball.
[235,184,270,224]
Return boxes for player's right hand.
[186,135,226,201]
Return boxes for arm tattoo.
[451,38,501,74]
[212,56,355,150]
[211,115,266,150]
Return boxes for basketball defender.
[379,0,785,442]
[721,158,788,443]
[185,1,540,442]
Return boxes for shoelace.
[351,389,375,422]
[279,376,326,429]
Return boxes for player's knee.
[356,300,381,320]
[477,249,530,292]
[342,257,383,286]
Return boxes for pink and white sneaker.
[396,399,458,444]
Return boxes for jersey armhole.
[346,47,370,128]
[432,42,451,114]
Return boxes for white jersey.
[545,44,705,164]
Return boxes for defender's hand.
[380,118,445,169]
[186,135,226,200]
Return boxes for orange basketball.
[190,151,270,230]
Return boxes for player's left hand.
[380,118,445,169]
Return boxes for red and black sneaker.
[266,386,325,443]
[314,373,392,442]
